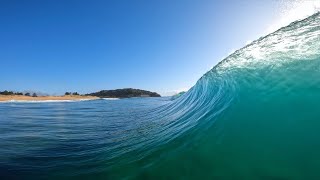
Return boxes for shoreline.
[0,95,100,102]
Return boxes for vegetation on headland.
[86,88,161,98]
[0,88,161,100]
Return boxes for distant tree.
[32,93,37,97]
[15,92,23,95]
[0,90,14,95]
[25,93,31,96]
[65,92,71,95]
[72,92,79,96]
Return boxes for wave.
[58,12,320,179]
[166,11,320,138]
[124,12,320,179]
[1,12,320,180]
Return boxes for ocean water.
[1,13,320,179]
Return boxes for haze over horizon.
[1,0,319,96]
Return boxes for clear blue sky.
[0,0,292,95]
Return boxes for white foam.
[267,1,320,34]
[103,98,120,100]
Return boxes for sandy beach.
[0,95,99,102]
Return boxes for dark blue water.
[0,98,172,179]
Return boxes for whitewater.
[0,13,320,179]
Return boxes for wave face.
[0,13,320,179]
[139,12,320,179]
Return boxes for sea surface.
[1,13,320,179]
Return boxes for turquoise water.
[1,13,320,179]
